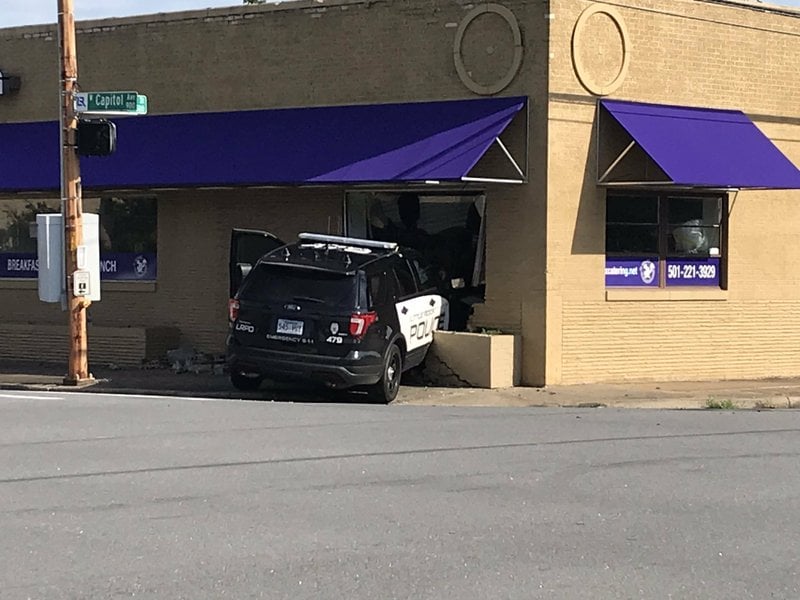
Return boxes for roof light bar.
[298,232,398,250]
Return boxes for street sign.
[135,94,148,114]
[75,91,148,116]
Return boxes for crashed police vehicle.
[226,231,450,403]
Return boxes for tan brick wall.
[547,0,800,384]
[0,0,551,372]
[561,300,800,382]
[0,0,548,365]
[2,0,799,385]
[550,0,799,113]
[0,0,544,120]
[146,188,343,353]
[0,189,342,363]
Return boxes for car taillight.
[349,311,377,340]
[228,298,240,322]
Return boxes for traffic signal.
[77,119,117,156]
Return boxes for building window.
[605,192,724,288]
[345,190,486,330]
[0,196,157,281]
[96,196,158,281]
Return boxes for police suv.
[226,232,449,402]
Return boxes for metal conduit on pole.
[58,0,92,385]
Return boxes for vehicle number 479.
[326,336,343,344]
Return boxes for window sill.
[0,280,157,292]
[0,280,36,290]
[606,288,728,302]
[103,281,157,292]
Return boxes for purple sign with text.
[1,253,39,278]
[605,258,659,287]
[0,252,157,281]
[665,257,720,287]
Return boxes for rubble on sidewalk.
[165,346,226,375]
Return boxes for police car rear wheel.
[230,371,263,391]
[370,344,402,403]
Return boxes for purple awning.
[0,96,526,192]
[600,99,800,189]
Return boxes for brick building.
[0,0,798,385]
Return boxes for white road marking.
[0,393,66,401]
[0,391,265,404]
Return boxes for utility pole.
[58,0,92,385]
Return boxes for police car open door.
[229,229,284,298]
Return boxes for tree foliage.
[98,197,157,253]
[0,201,52,252]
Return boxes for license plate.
[276,318,304,336]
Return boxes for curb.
[0,382,261,400]
[2,381,800,410]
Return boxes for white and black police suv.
[226,232,450,403]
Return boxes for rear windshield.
[238,264,358,309]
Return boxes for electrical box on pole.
[36,213,101,303]
[36,214,63,303]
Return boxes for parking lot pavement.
[2,359,800,409]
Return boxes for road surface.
[1,390,798,599]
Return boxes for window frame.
[404,251,438,294]
[392,257,418,300]
[605,191,728,289]
[342,189,487,288]
[0,195,158,282]
[367,268,391,309]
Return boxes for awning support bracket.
[598,140,636,184]
[496,136,526,179]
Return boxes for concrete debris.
[166,346,226,375]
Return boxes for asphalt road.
[1,391,799,599]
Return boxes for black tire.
[230,370,263,391]
[369,343,403,403]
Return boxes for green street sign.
[75,91,148,115]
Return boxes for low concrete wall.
[428,331,521,388]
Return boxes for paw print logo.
[639,260,656,285]
[134,255,148,278]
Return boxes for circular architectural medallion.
[571,4,630,96]
[454,4,523,96]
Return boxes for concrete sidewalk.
[1,359,799,409]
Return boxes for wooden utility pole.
[58,0,92,385]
